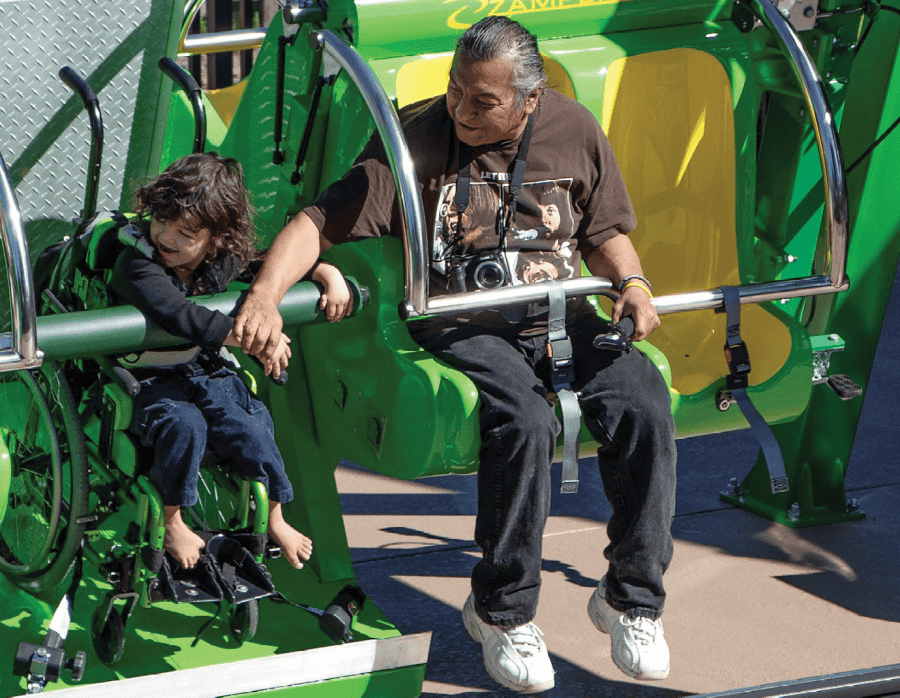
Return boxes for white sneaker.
[587,578,670,680]
[462,594,555,693]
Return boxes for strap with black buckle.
[547,282,580,494]
[721,286,789,494]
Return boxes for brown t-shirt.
[305,88,636,335]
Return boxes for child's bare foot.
[164,505,205,569]
[268,502,312,569]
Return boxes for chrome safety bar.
[306,0,848,319]
[309,28,429,315]
[104,0,853,322]
[423,0,850,319]
[0,153,43,372]
[179,28,267,57]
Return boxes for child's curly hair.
[135,153,259,270]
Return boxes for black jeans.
[411,312,676,626]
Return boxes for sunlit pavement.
[336,268,900,697]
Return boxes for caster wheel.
[92,607,126,665]
[230,599,259,644]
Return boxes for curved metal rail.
[0,154,42,372]
[420,0,850,318]
[0,1,851,375]
[307,1,849,319]
[309,29,429,316]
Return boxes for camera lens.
[473,260,506,290]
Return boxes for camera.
[449,250,511,293]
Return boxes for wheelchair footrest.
[206,534,276,604]
[158,532,276,605]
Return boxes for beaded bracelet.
[622,281,653,299]
[618,274,653,294]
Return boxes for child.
[110,152,350,570]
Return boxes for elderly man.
[235,16,676,694]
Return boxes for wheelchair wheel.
[230,599,259,644]
[0,363,88,593]
[91,606,126,665]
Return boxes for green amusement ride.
[1,0,899,695]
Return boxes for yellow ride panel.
[602,48,790,393]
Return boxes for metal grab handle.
[751,0,847,288]
[158,57,207,154]
[59,66,103,223]
[0,153,42,372]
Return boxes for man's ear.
[523,88,542,115]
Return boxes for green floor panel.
[0,556,410,697]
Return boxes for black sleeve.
[110,247,234,351]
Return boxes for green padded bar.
[34,279,365,361]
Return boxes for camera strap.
[547,281,581,494]
[453,110,536,253]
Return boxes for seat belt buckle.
[724,340,751,390]
[177,362,206,378]
[547,337,575,385]
[560,479,578,494]
[770,476,789,494]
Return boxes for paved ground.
[336,265,900,697]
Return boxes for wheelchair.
[0,65,305,670]
[1,207,284,667]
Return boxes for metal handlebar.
[158,57,207,154]
[0,153,42,372]
[59,66,103,224]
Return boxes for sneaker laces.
[622,616,660,646]
[504,623,544,658]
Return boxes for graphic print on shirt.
[433,177,577,291]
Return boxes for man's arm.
[583,233,660,341]
[233,211,330,357]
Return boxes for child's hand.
[313,262,353,322]
[262,332,292,380]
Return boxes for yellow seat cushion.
[602,48,790,393]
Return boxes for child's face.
[150,215,212,273]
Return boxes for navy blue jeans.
[411,311,676,626]
[132,366,293,507]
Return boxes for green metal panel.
[354,0,733,60]
[726,6,900,527]
[225,666,427,698]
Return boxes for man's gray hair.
[456,16,547,111]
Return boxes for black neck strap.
[453,109,536,249]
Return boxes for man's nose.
[455,97,476,122]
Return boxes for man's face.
[446,52,539,147]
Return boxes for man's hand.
[233,291,284,359]
[611,284,659,341]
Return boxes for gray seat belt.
[721,286,790,494]
[546,282,581,494]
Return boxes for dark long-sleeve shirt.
[110,239,258,365]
